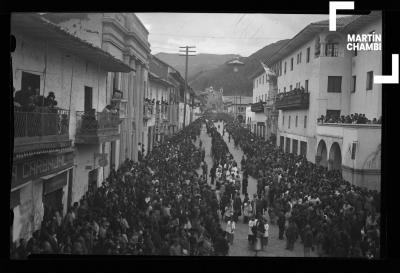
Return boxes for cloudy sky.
[136,13,329,57]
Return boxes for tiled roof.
[12,13,134,72]
[264,14,374,66]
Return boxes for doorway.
[84,86,93,112]
[43,188,63,222]
[88,168,98,194]
[21,71,40,95]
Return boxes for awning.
[43,171,68,195]
[11,13,134,73]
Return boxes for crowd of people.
[14,86,58,112]
[10,113,381,258]
[276,87,307,101]
[317,113,382,125]
[224,119,380,258]
[11,117,232,258]
[206,119,271,255]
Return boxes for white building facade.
[11,13,132,242]
[266,12,382,191]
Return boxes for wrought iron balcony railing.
[251,101,265,113]
[14,108,70,138]
[143,103,154,120]
[13,107,71,156]
[276,90,309,110]
[76,111,119,133]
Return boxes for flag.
[260,61,276,76]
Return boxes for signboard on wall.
[12,152,74,190]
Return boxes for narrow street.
[196,121,317,257]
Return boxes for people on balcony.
[317,113,381,125]
[81,109,99,131]
[277,87,307,100]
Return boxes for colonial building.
[11,13,132,242]
[146,55,176,151]
[265,11,382,191]
[203,86,224,112]
[249,65,279,140]
[223,96,252,123]
[43,12,151,164]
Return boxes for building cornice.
[102,16,151,53]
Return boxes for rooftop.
[264,13,379,66]
[12,13,133,73]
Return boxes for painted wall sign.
[12,152,74,190]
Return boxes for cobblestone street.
[197,121,317,257]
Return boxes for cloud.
[136,13,333,56]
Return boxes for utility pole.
[179,46,196,128]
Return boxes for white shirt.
[226,221,235,234]
[248,220,254,235]
[264,223,269,237]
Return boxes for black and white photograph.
[8,8,390,262]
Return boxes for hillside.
[189,39,290,96]
[155,52,240,81]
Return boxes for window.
[288,116,291,128]
[325,43,339,57]
[296,54,299,64]
[299,52,302,63]
[367,71,373,90]
[84,86,93,112]
[351,142,357,160]
[326,110,341,121]
[306,47,310,63]
[284,62,287,74]
[21,71,41,96]
[305,80,309,92]
[304,115,307,128]
[291,58,294,70]
[283,115,285,126]
[295,116,298,127]
[327,76,342,93]
[351,76,356,93]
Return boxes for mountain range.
[155,39,289,97]
[154,53,240,82]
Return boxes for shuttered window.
[327,76,342,93]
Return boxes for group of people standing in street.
[223,119,380,258]
[11,117,232,258]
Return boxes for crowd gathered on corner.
[223,119,380,258]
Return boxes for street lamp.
[226,57,244,73]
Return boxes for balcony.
[111,90,127,119]
[143,103,154,121]
[275,90,309,110]
[14,108,71,156]
[75,111,120,144]
[251,102,265,113]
